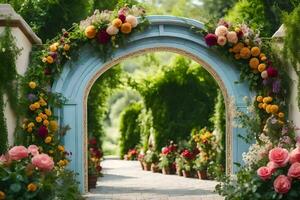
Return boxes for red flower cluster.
[161,144,177,155]
[181,149,194,160]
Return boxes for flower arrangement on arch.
[0,145,56,199]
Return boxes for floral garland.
[204,20,300,198]
[20,5,148,167]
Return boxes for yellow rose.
[64,44,70,51]
[44,136,52,144]
[278,112,285,118]
[39,98,47,107]
[58,160,66,167]
[29,104,36,111]
[240,47,251,59]
[258,103,264,109]
[258,63,266,72]
[266,105,272,113]
[46,56,54,64]
[45,108,52,116]
[270,105,279,114]
[27,183,37,192]
[27,127,33,133]
[43,120,49,126]
[249,58,260,69]
[49,120,58,132]
[0,191,5,200]
[49,43,59,52]
[28,122,35,128]
[34,102,40,109]
[29,81,37,89]
[58,145,65,152]
[36,116,43,123]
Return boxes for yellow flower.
[232,42,244,53]
[278,112,285,118]
[112,18,123,28]
[240,47,251,59]
[249,58,259,69]
[49,120,58,132]
[43,120,49,126]
[29,81,37,89]
[36,116,42,123]
[258,103,264,109]
[64,44,70,51]
[33,102,40,109]
[46,56,54,64]
[49,42,59,52]
[270,105,279,114]
[58,160,66,167]
[44,136,52,144]
[29,104,36,111]
[28,122,35,128]
[27,127,33,133]
[266,105,272,113]
[58,145,65,152]
[0,191,5,200]
[27,183,37,192]
[45,108,52,116]
[251,47,261,57]
[39,98,47,107]
[263,97,272,103]
[258,63,266,72]
[256,96,263,102]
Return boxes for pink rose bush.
[256,146,300,195]
[8,145,28,160]
[31,153,54,171]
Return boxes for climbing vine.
[0,26,20,154]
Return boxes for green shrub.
[119,102,143,158]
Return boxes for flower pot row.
[140,161,209,180]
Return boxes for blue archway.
[52,16,251,192]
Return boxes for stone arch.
[52,16,251,192]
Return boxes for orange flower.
[249,58,260,69]
[121,22,132,34]
[256,96,263,102]
[240,47,251,59]
[258,63,266,72]
[85,25,97,39]
[278,112,285,118]
[112,18,123,28]
[0,191,5,200]
[27,183,37,192]
[64,44,70,51]
[251,47,260,57]
[232,42,244,53]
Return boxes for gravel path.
[85,157,224,200]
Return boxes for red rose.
[96,30,111,44]
[38,126,48,138]
[267,67,278,78]
[204,33,218,47]
[273,175,291,194]
[162,147,171,155]
[118,14,126,23]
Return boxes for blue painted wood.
[52,15,252,193]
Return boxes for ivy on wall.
[0,26,20,153]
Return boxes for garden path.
[85,157,223,200]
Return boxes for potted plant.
[181,149,196,178]
[158,142,178,174]
[193,153,208,180]
[144,150,159,172]
[175,156,184,176]
[138,152,145,170]
[158,154,171,174]
[88,138,103,190]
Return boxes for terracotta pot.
[162,166,170,175]
[151,163,159,173]
[176,167,183,176]
[143,162,151,171]
[182,170,191,178]
[140,161,144,170]
[197,170,208,180]
[88,174,98,190]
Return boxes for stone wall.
[0,4,41,146]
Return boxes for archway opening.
[86,51,226,197]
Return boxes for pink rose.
[273,175,291,194]
[257,166,272,180]
[288,162,300,179]
[215,25,228,37]
[269,147,289,167]
[217,36,227,46]
[267,161,279,173]
[28,145,39,156]
[8,146,28,160]
[31,153,54,171]
[289,147,300,164]
[226,31,238,44]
